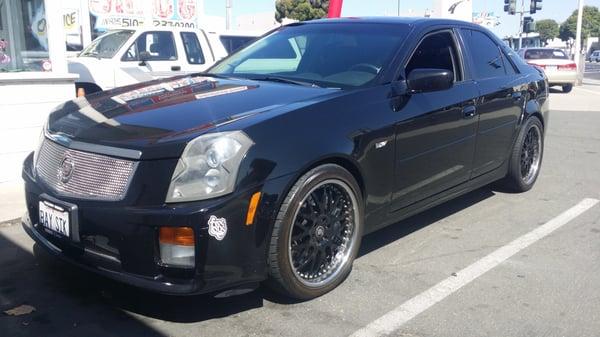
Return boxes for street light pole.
[518,0,525,49]
[398,0,400,16]
[574,0,584,85]
[226,0,232,30]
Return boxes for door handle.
[171,65,181,71]
[462,105,477,119]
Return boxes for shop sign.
[89,0,198,30]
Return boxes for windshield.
[524,49,568,60]
[209,23,410,89]
[80,30,134,59]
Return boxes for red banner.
[328,0,343,18]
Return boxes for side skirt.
[364,160,509,235]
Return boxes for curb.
[0,218,20,228]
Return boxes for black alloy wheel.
[267,164,363,299]
[500,116,544,192]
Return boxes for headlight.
[166,131,254,203]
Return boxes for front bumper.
[22,153,291,295]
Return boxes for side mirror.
[139,51,151,66]
[406,68,454,93]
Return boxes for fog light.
[159,227,195,268]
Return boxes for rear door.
[178,31,214,72]
[459,29,525,178]
[391,29,479,211]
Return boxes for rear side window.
[461,29,506,79]
[180,32,206,64]
[123,31,177,61]
[524,49,568,60]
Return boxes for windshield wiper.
[248,76,321,88]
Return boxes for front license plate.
[39,200,70,237]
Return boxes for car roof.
[295,16,482,29]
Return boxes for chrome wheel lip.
[520,124,542,185]
[287,179,359,288]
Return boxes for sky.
[204,0,600,38]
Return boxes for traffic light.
[523,16,536,33]
[530,0,542,14]
[504,0,516,15]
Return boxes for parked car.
[518,48,576,93]
[589,50,600,62]
[23,17,548,300]
[68,27,228,95]
[207,30,263,55]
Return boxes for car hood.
[47,75,338,160]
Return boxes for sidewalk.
[0,180,25,223]
[548,82,599,112]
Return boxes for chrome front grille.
[36,139,138,201]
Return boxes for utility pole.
[574,0,584,85]
[398,0,401,16]
[518,0,525,49]
[226,0,232,30]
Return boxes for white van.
[68,27,228,94]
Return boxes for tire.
[499,116,544,192]
[562,84,573,93]
[266,164,364,300]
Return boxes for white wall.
[0,73,76,183]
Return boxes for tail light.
[558,63,577,71]
[527,62,545,71]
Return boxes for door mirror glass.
[407,68,453,93]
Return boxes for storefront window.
[0,0,49,72]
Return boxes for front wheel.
[499,116,544,192]
[266,164,364,300]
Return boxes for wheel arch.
[522,97,545,129]
[295,155,366,203]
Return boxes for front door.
[117,31,185,86]
[391,30,479,211]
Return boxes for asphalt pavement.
[1,85,599,337]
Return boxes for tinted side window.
[406,31,462,81]
[181,32,205,64]
[461,29,505,79]
[123,31,177,61]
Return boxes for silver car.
[519,48,576,93]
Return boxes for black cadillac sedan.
[22,17,548,300]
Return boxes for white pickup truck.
[68,27,230,95]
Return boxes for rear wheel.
[562,84,573,93]
[498,116,544,192]
[267,164,363,300]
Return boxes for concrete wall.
[0,73,77,183]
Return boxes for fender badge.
[208,215,227,241]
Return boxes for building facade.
[1,0,76,183]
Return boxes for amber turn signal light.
[77,87,86,97]
[245,192,262,225]
[159,227,195,246]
